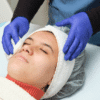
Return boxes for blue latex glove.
[56,12,93,61]
[2,17,29,55]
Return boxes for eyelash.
[23,42,48,54]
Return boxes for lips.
[16,53,28,63]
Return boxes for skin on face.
[7,31,58,91]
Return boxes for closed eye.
[23,42,29,45]
[23,42,48,54]
[40,48,48,54]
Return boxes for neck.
[6,74,44,100]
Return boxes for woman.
[1,25,85,100]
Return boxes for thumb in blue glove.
[2,17,29,55]
[56,12,93,61]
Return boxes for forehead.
[29,31,56,43]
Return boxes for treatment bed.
[0,0,100,99]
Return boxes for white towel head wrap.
[6,25,75,99]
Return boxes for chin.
[8,62,24,81]
[8,69,26,83]
[7,56,30,83]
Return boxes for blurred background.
[0,0,49,26]
[1,0,100,45]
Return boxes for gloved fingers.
[19,31,24,38]
[19,24,29,38]
[80,43,86,53]
[64,38,80,61]
[66,37,80,57]
[63,35,75,54]
[11,28,20,45]
[5,33,13,54]
[19,27,26,38]
[63,27,75,54]
[6,29,19,54]
[69,42,83,60]
[2,35,10,55]
[56,18,71,26]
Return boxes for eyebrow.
[25,37,54,53]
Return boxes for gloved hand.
[56,12,93,61]
[2,17,29,55]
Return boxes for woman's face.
[8,31,58,91]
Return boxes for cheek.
[30,54,49,69]
[29,56,56,85]
[30,54,56,76]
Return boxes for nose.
[21,44,33,55]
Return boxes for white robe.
[0,77,36,100]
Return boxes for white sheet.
[0,22,100,100]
